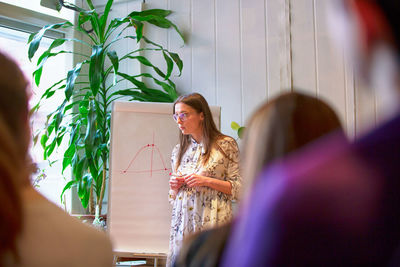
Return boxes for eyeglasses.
[173,112,191,122]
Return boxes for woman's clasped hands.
[169,172,209,191]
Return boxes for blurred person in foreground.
[0,51,113,267]
[222,0,400,266]
[174,91,344,267]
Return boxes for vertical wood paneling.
[168,0,192,96]
[144,0,379,139]
[241,0,268,122]
[314,0,347,126]
[290,0,317,95]
[215,0,242,136]
[109,1,141,94]
[142,0,168,89]
[191,0,216,105]
[265,0,291,98]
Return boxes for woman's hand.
[169,176,185,191]
[185,172,232,195]
[184,174,210,188]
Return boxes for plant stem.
[89,183,95,214]
[98,164,106,214]
[97,64,109,214]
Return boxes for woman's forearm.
[205,178,232,195]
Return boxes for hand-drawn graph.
[120,132,171,176]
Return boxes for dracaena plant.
[28,0,184,214]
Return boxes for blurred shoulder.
[19,193,113,266]
[254,132,379,230]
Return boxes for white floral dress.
[167,136,241,266]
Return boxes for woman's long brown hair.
[0,51,30,265]
[173,93,225,171]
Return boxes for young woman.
[167,93,241,266]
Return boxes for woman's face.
[174,102,204,139]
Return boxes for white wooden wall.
[141,0,380,139]
[90,0,380,138]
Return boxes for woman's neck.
[191,132,203,143]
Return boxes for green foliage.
[28,0,184,213]
[231,121,246,139]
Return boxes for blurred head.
[0,51,31,263]
[173,93,222,169]
[241,91,344,194]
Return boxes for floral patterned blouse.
[167,136,241,266]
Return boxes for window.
[0,2,73,209]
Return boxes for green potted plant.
[28,0,184,215]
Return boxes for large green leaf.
[129,14,184,41]
[34,39,67,84]
[78,10,94,28]
[129,9,172,18]
[117,72,146,89]
[100,0,114,37]
[84,100,97,159]
[114,89,172,102]
[39,78,65,101]
[33,51,69,86]
[28,21,73,60]
[169,52,183,76]
[162,51,173,80]
[86,157,98,195]
[86,0,95,10]
[130,73,177,100]
[114,90,159,102]
[153,78,178,100]
[65,62,83,101]
[130,19,144,42]
[89,45,104,97]
[56,129,66,146]
[106,17,130,36]
[62,142,76,173]
[141,37,183,76]
[107,50,119,85]
[78,8,101,41]
[60,180,77,203]
[53,100,67,134]
[125,55,166,79]
[73,157,86,183]
[45,136,57,159]
[78,173,92,208]
[40,133,48,149]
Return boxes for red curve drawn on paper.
[120,132,171,176]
